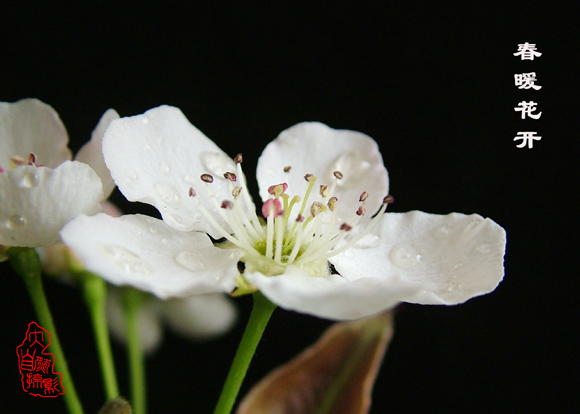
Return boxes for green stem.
[81,272,120,401]
[213,292,277,414]
[8,247,84,414]
[122,287,146,414]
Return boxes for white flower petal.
[107,288,163,355]
[75,109,120,198]
[103,106,249,238]
[161,294,237,340]
[257,122,388,221]
[0,161,104,247]
[329,211,506,305]
[60,213,243,299]
[0,98,71,168]
[245,266,415,320]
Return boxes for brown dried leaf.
[236,312,394,414]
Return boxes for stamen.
[11,155,25,166]
[232,186,242,199]
[359,192,368,202]
[327,197,337,211]
[310,201,325,217]
[262,199,283,218]
[274,215,284,263]
[340,223,353,231]
[333,170,344,180]
[221,200,234,210]
[319,184,329,198]
[383,195,395,204]
[189,188,196,197]
[234,153,243,164]
[268,183,288,196]
[283,166,292,173]
[356,206,366,216]
[27,153,37,166]
[236,160,265,237]
[201,173,214,183]
[223,172,237,182]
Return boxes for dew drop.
[191,211,202,220]
[463,218,483,233]
[184,174,196,184]
[343,250,354,258]
[174,250,205,272]
[153,182,182,209]
[3,215,27,229]
[98,244,152,275]
[434,225,452,239]
[447,282,462,291]
[161,238,168,245]
[160,162,170,175]
[142,117,149,124]
[390,244,421,269]
[19,172,40,188]
[475,243,492,253]
[145,217,156,224]
[355,234,381,248]
[327,151,371,188]
[200,152,236,177]
[149,226,158,234]
[125,170,138,183]
[170,214,182,224]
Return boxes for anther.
[262,198,283,218]
[359,191,369,202]
[284,166,292,173]
[310,201,325,217]
[234,153,243,164]
[296,214,305,223]
[221,200,234,210]
[268,183,288,196]
[383,195,395,204]
[333,171,344,180]
[304,174,316,183]
[27,153,37,166]
[11,155,25,166]
[201,173,214,183]
[224,172,237,182]
[232,186,242,199]
[189,188,196,197]
[340,223,353,231]
[0,166,4,173]
[327,197,337,211]
[356,206,366,216]
[319,184,329,197]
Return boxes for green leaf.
[236,312,394,414]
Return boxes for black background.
[1,2,577,413]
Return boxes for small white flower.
[0,99,118,247]
[106,289,238,355]
[61,106,506,320]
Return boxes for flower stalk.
[213,292,277,414]
[80,271,120,401]
[8,247,84,414]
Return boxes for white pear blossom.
[0,98,118,247]
[106,289,238,355]
[61,106,506,320]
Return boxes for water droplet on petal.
[170,214,182,224]
[153,182,182,209]
[99,244,152,275]
[463,218,483,233]
[390,243,421,269]
[145,217,156,224]
[344,250,354,258]
[327,150,371,189]
[184,174,196,184]
[149,226,158,234]
[142,117,149,124]
[161,238,168,245]
[447,282,462,291]
[160,162,170,175]
[125,170,138,183]
[191,211,202,220]
[434,225,452,238]
[19,172,40,188]
[355,234,381,248]
[200,152,236,178]
[475,243,492,253]
[3,215,27,229]
[174,250,205,272]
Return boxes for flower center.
[0,153,41,173]
[188,154,393,278]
